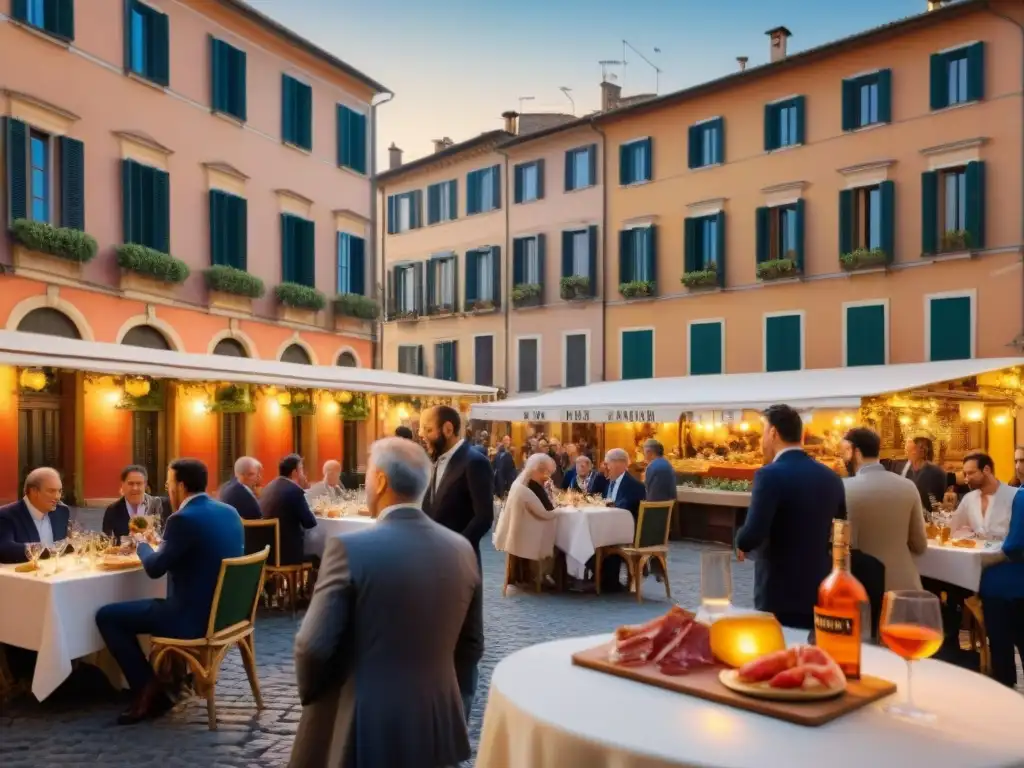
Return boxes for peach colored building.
[0,0,394,502]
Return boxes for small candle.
[709,612,786,668]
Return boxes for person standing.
[218,456,263,520]
[642,439,676,502]
[288,438,482,768]
[493,437,517,498]
[894,436,947,513]
[260,454,320,563]
[735,404,846,630]
[1010,445,1024,487]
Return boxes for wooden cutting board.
[571,642,897,727]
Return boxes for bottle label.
[814,611,854,636]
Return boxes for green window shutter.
[793,96,806,145]
[714,118,725,164]
[298,81,312,150]
[122,159,135,243]
[211,38,226,113]
[846,304,886,367]
[765,314,802,372]
[621,329,654,380]
[564,149,574,191]
[148,6,170,87]
[427,184,439,225]
[683,217,696,272]
[841,79,855,131]
[921,171,938,255]
[619,143,632,185]
[209,190,225,265]
[335,105,346,167]
[966,42,985,102]
[5,117,28,223]
[793,198,805,272]
[466,170,479,215]
[965,160,986,249]
[755,206,770,263]
[879,180,895,262]
[535,159,545,199]
[687,125,700,169]
[448,179,458,220]
[349,235,365,295]
[386,195,396,234]
[877,69,892,124]
[561,231,573,278]
[587,226,597,295]
[411,190,423,229]
[536,235,546,293]
[50,0,75,40]
[929,296,972,361]
[647,225,658,288]
[302,218,315,287]
[280,213,295,282]
[11,0,26,22]
[152,168,170,253]
[491,164,502,209]
[232,194,247,269]
[513,238,525,284]
[465,252,478,304]
[233,45,247,121]
[281,75,294,143]
[715,211,726,286]
[58,136,85,230]
[838,189,853,258]
[425,259,436,309]
[618,229,632,284]
[492,246,502,307]
[763,103,775,151]
[689,322,723,375]
[641,138,653,181]
[929,53,948,110]
[513,164,523,204]
[588,144,598,185]
[352,112,367,174]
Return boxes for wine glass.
[879,590,944,721]
[699,549,734,622]
[52,538,69,573]
[24,542,44,576]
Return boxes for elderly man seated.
[561,454,609,497]
[596,449,645,592]
[102,465,165,539]
[219,456,263,520]
[306,460,346,502]
[0,467,70,563]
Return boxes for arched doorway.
[213,338,248,357]
[17,307,82,339]
[280,344,312,365]
[120,325,170,492]
[336,351,358,367]
[121,325,172,350]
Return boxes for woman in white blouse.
[951,452,1017,540]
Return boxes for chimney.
[501,110,519,134]
[432,139,447,153]
[927,0,946,9]
[387,142,402,170]
[600,80,622,112]
[765,26,792,63]
[737,56,748,72]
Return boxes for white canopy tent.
[471,358,1024,423]
[0,330,495,397]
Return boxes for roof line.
[376,130,512,183]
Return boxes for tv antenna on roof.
[623,40,663,94]
[559,87,575,115]
[599,60,623,83]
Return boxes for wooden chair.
[595,500,674,603]
[963,595,992,676]
[502,553,543,596]
[242,519,313,618]
[149,546,270,730]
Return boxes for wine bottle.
[814,519,869,679]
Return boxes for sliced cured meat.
[796,646,831,667]
[649,606,691,657]
[737,648,798,683]
[766,665,808,689]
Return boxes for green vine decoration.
[338,393,370,420]
[116,380,165,412]
[209,384,255,414]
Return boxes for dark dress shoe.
[116,683,173,725]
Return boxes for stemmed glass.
[48,538,69,574]
[24,542,44,576]
[879,590,944,721]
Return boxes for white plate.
[718,668,846,701]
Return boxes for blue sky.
[250,0,933,167]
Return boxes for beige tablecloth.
[915,540,1001,591]
[555,507,634,578]
[477,632,1024,768]
[0,563,166,700]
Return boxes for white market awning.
[471,358,1024,423]
[0,330,495,397]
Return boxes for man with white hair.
[289,438,483,768]
[305,459,345,502]
[561,454,609,497]
[218,456,262,520]
[598,448,646,592]
[0,467,71,563]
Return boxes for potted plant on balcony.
[840,248,889,272]
[755,256,799,281]
[10,219,98,279]
[940,229,971,253]
[512,283,542,307]
[429,302,456,317]
[275,282,326,325]
[619,279,655,299]
[560,275,591,300]
[469,298,495,313]
[333,293,380,332]
[681,264,719,289]
[203,265,265,314]
[117,243,190,298]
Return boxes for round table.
[476,632,1024,768]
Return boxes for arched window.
[280,343,312,365]
[121,325,172,350]
[213,338,248,358]
[336,351,358,367]
[16,308,82,340]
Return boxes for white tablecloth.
[0,563,166,701]
[477,632,1024,768]
[915,541,1001,591]
[555,507,634,578]
[315,515,375,538]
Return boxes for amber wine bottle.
[814,519,869,679]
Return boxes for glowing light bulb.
[324,401,339,416]
[899,415,911,425]
[739,422,749,432]
[843,416,854,426]
[396,405,410,420]
[106,390,121,406]
[833,418,841,427]
[268,400,281,416]
[919,417,928,426]
[192,399,207,415]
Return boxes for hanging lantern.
[123,376,151,398]
[293,391,308,404]
[334,390,353,404]
[276,391,292,406]
[19,368,47,392]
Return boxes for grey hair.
[605,448,629,463]
[24,467,60,495]
[370,437,431,503]
[524,452,556,475]
[234,456,261,477]
[575,454,593,468]
[322,459,341,474]
[643,439,664,456]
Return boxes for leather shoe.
[116,682,173,725]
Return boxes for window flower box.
[940,229,971,254]
[10,219,97,280]
[755,257,799,281]
[469,299,496,313]
[512,283,542,307]
[619,280,654,299]
[204,265,265,315]
[840,248,889,272]
[560,275,591,300]
[428,303,456,317]
[681,266,719,289]
[275,282,325,325]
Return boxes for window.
[5,119,84,230]
[839,182,894,261]
[29,131,49,223]
[474,335,494,387]
[337,105,367,174]
[126,1,170,86]
[122,159,170,253]
[619,138,652,185]
[688,119,724,169]
[689,321,723,376]
[621,329,653,380]
[427,255,456,313]
[282,74,313,150]
[211,38,247,122]
[844,302,887,367]
[514,160,544,203]
[517,337,540,393]
[565,144,596,191]
[513,236,544,296]
[280,213,315,287]
[561,227,597,287]
[467,165,501,215]
[392,264,420,315]
[564,333,588,388]
[427,180,457,224]
[434,341,457,381]
[842,70,891,130]
[764,97,805,151]
[755,201,805,269]
[927,293,974,361]
[397,344,424,374]
[387,191,422,233]
[336,232,365,295]
[930,43,984,110]
[764,313,803,372]
[465,247,501,308]
[683,213,724,277]
[921,162,985,254]
[209,190,247,269]
[618,225,656,290]
[13,0,74,40]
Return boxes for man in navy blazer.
[735,404,846,630]
[260,454,319,564]
[561,454,610,497]
[95,458,243,725]
[597,448,646,591]
[0,467,70,563]
[218,456,263,520]
[643,439,678,502]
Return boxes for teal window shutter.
[755,206,770,263]
[492,164,502,209]
[411,190,423,229]
[337,105,366,173]
[921,171,938,255]
[877,69,892,124]
[714,118,725,164]
[765,314,802,372]
[687,125,699,169]
[763,104,775,151]
[11,0,27,22]
[301,217,315,286]
[536,235,546,292]
[492,246,502,307]
[841,79,855,131]
[280,214,293,281]
[349,235,365,295]
[298,80,312,150]
[966,42,985,102]
[210,190,226,266]
[647,225,658,288]
[793,96,806,145]
[209,190,246,269]
[846,304,886,367]
[513,164,523,204]
[24,0,76,40]
[281,75,293,143]
[619,143,632,185]
[466,170,479,215]
[587,226,597,294]
[641,138,653,181]
[879,180,895,262]
[386,195,396,234]
[513,238,525,285]
[683,217,696,272]
[427,184,440,225]
[715,211,726,286]
[929,53,948,110]
[122,159,136,244]
[621,329,654,380]
[561,232,573,278]
[148,6,170,87]
[535,159,545,199]
[465,252,478,305]
[929,296,972,361]
[232,194,247,269]
[588,144,598,185]
[152,167,170,253]
[448,179,458,220]
[793,198,805,272]
[5,118,28,222]
[689,321,723,375]
[564,149,574,191]
[838,189,853,258]
[618,229,633,283]
[58,136,85,230]
[210,38,245,120]
[965,160,986,249]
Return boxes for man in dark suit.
[420,405,493,720]
[0,467,71,563]
[260,454,319,564]
[735,404,846,630]
[218,456,263,520]
[643,439,677,502]
[493,437,518,498]
[95,458,243,725]
[561,454,609,497]
[595,448,646,591]
[289,438,482,768]
[102,465,165,539]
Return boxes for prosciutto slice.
[610,606,715,676]
[737,645,845,690]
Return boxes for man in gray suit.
[643,439,677,502]
[288,438,483,768]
